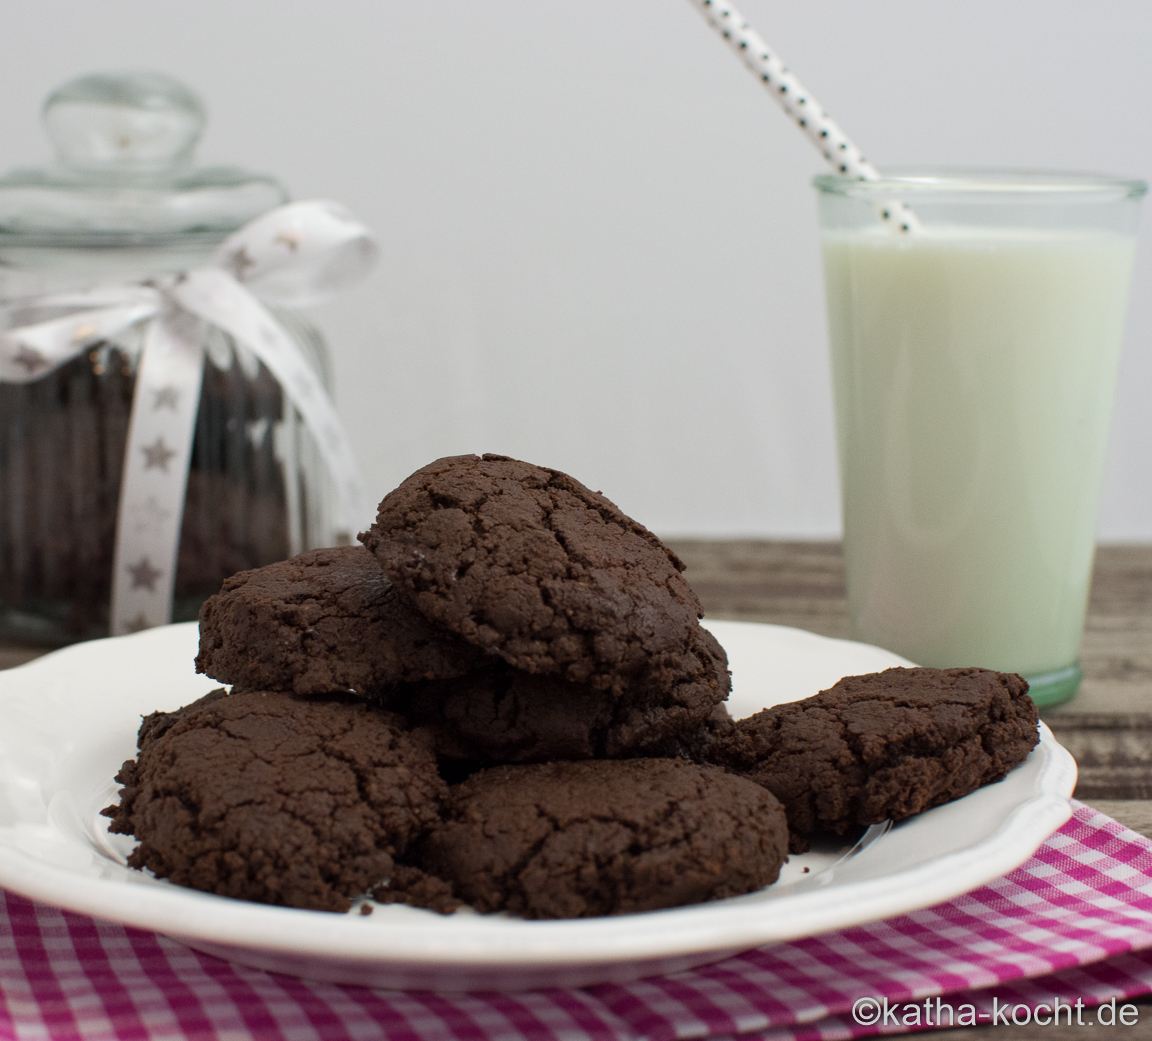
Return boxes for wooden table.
[3,541,1151,1038]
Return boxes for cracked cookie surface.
[195,546,488,695]
[391,624,732,763]
[360,454,703,696]
[709,667,1039,841]
[103,689,448,912]
[419,758,788,918]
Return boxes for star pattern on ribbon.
[141,436,177,471]
[225,245,257,281]
[126,557,163,591]
[71,322,98,344]
[12,345,48,375]
[275,230,302,252]
[152,385,179,411]
[122,613,152,633]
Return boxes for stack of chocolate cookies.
[195,454,736,764]
[104,453,1040,918]
[107,454,791,916]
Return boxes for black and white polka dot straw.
[691,0,920,232]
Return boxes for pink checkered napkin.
[3,801,1152,1041]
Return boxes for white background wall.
[1,1,1149,540]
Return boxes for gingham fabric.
[4,801,1152,1041]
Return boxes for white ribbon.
[0,200,377,635]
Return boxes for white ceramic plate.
[0,620,1075,991]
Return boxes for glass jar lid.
[0,71,289,246]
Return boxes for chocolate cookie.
[195,546,488,695]
[360,455,703,696]
[394,624,731,762]
[420,758,788,918]
[710,667,1039,841]
[640,702,735,763]
[103,689,448,912]
[136,686,230,749]
[371,865,461,915]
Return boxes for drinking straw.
[688,0,919,232]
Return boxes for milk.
[821,226,1136,679]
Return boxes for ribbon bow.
[0,200,377,635]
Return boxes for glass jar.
[0,72,336,644]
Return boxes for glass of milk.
[815,169,1145,707]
